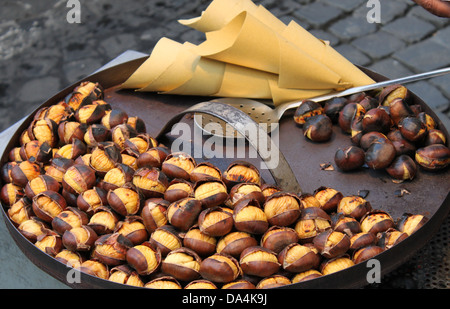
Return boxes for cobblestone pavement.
[0,0,449,289]
[0,0,449,133]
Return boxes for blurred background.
[0,0,448,289]
[0,0,449,132]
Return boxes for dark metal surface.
[1,57,449,289]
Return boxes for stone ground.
[0,0,449,133]
[0,0,449,289]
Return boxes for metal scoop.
[194,67,450,138]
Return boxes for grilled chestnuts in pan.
[0,80,438,289]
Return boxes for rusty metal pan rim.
[1,57,449,289]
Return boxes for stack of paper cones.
[121,0,375,106]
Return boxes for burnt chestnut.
[190,162,222,183]
[64,81,103,111]
[303,114,333,142]
[51,206,89,235]
[324,97,348,123]
[75,104,106,125]
[19,140,52,163]
[101,109,129,129]
[107,185,142,217]
[417,112,437,130]
[349,232,377,252]
[114,216,148,246]
[331,213,361,236]
[58,121,86,145]
[415,144,450,171]
[365,139,396,170]
[77,187,108,216]
[386,155,417,181]
[399,116,428,142]
[387,129,416,157]
[62,225,98,251]
[362,108,391,134]
[293,100,324,125]
[359,132,389,151]
[338,103,365,134]
[334,145,365,171]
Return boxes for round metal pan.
[1,56,449,289]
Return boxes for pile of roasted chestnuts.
[294,84,450,181]
[0,81,431,289]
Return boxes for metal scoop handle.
[277,66,450,117]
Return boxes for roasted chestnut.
[398,116,427,142]
[51,206,89,235]
[352,246,384,264]
[377,228,408,250]
[222,161,262,188]
[75,104,106,125]
[93,233,133,266]
[337,195,372,221]
[64,81,103,111]
[260,226,299,254]
[256,275,291,289]
[32,190,67,223]
[198,207,234,237]
[360,210,395,234]
[293,100,324,125]
[161,152,196,180]
[228,182,265,208]
[140,198,169,234]
[126,241,162,276]
[313,229,350,259]
[107,185,142,217]
[114,216,148,246]
[161,248,202,282]
[389,98,414,125]
[334,145,365,171]
[83,124,110,147]
[183,225,217,257]
[216,231,258,258]
[62,164,96,195]
[149,225,182,256]
[144,276,182,289]
[323,97,348,123]
[294,207,331,243]
[338,102,365,134]
[303,114,333,142]
[88,206,120,235]
[199,253,242,283]
[387,129,416,157]
[396,213,428,235]
[19,140,52,163]
[193,179,228,208]
[10,160,42,187]
[263,192,302,226]
[379,84,410,106]
[89,142,122,176]
[167,197,202,232]
[278,243,320,273]
[415,144,450,171]
[132,167,169,198]
[164,179,193,202]
[136,147,170,169]
[313,186,343,213]
[425,129,447,146]
[362,108,391,134]
[76,187,108,216]
[58,121,86,145]
[233,198,269,234]
[386,155,417,181]
[364,139,396,170]
[62,225,98,252]
[239,246,280,277]
[189,162,222,183]
[320,256,355,275]
[101,109,129,129]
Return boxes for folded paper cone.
[122,0,375,105]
